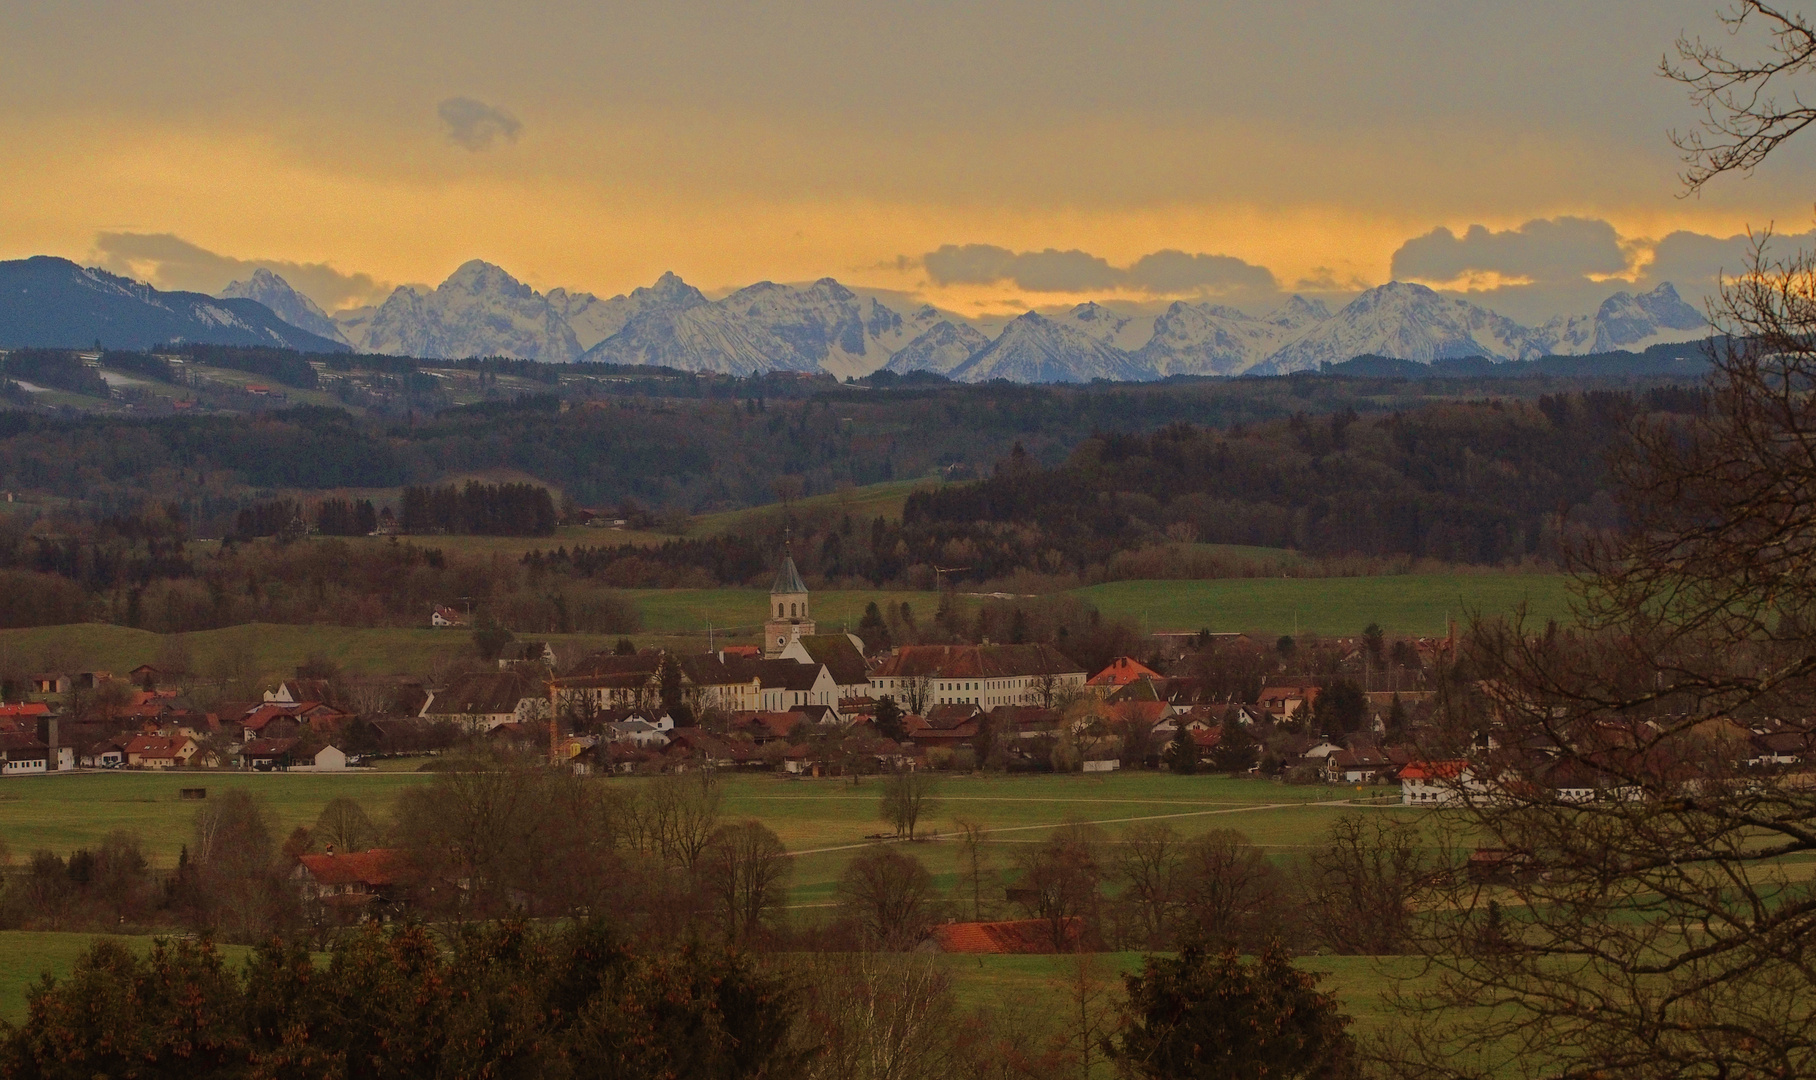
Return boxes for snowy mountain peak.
[219,268,349,345]
[949,310,1152,384]
[352,260,578,361]
[1271,295,1331,327]
[1591,282,1706,352]
[442,260,534,300]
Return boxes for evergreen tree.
[1109,944,1358,1080]
[1166,725,1199,775]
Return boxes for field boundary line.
[787,799,1363,857]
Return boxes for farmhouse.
[242,737,301,770]
[122,734,198,769]
[1400,759,1473,805]
[0,732,49,776]
[293,848,410,912]
[421,670,551,732]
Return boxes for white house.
[314,745,349,771]
[1399,760,1474,805]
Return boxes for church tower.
[763,537,814,658]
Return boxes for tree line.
[399,481,557,537]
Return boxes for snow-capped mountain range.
[213,261,1709,383]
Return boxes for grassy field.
[1076,573,1576,638]
[0,772,1422,1032]
[625,573,1573,641]
[0,931,257,1024]
[0,770,436,863]
[0,622,644,686]
[0,771,1407,903]
[688,478,942,537]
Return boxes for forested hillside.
[0,363,1699,531]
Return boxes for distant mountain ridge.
[2,253,1709,383]
[290,261,1706,382]
[0,256,349,353]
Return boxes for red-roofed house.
[1399,760,1474,805]
[122,734,198,769]
[929,918,1083,954]
[1088,656,1161,690]
[293,848,410,911]
[243,738,301,770]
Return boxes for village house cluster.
[6,552,1809,816]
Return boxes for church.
[763,541,814,658]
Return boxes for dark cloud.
[437,96,522,151]
[1126,250,1277,293]
[1391,217,1629,285]
[922,243,1274,296]
[90,232,386,310]
[1644,227,1816,293]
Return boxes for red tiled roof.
[1087,656,1161,687]
[930,918,1081,954]
[122,734,192,758]
[296,848,404,887]
[874,644,1083,680]
[243,737,300,757]
[1399,759,1468,780]
[0,703,50,719]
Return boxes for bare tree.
[1115,822,1182,950]
[837,847,939,950]
[313,797,380,853]
[953,817,994,921]
[705,820,790,944]
[1014,825,1104,952]
[901,673,933,715]
[1301,814,1425,956]
[794,952,957,1080]
[1665,2,1816,190]
[1052,953,1117,1080]
[1376,163,1816,1071]
[1175,828,1282,951]
[190,789,288,940]
[879,771,939,840]
[658,771,722,873]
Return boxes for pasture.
[0,570,1573,686]
[0,770,1408,904]
[0,771,1421,1032]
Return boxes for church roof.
[771,554,808,595]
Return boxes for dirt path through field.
[787,798,1377,857]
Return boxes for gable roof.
[0,731,49,756]
[873,644,1083,680]
[797,635,869,685]
[296,848,405,887]
[1400,759,1468,781]
[930,918,1081,954]
[1088,656,1161,687]
[243,737,300,757]
[749,659,827,692]
[430,670,547,715]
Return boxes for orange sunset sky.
[4,1,1814,323]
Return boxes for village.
[3,548,1803,816]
